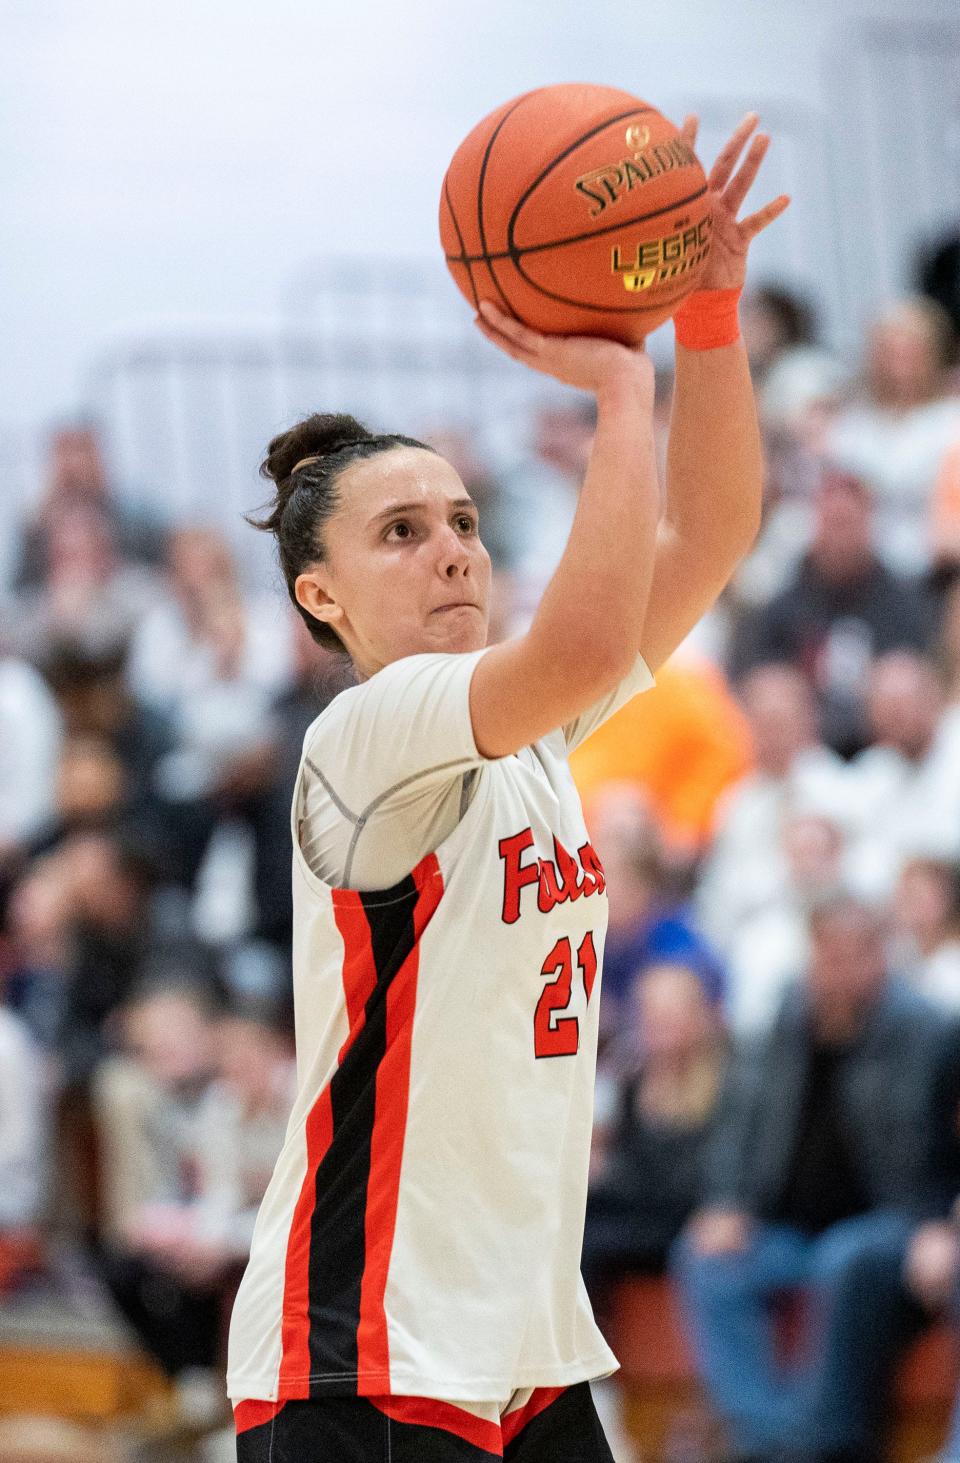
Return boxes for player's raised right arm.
[468,302,659,759]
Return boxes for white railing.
[75,17,959,563]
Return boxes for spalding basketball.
[440,83,712,344]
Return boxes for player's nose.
[437,524,470,578]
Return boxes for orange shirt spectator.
[932,436,960,570]
[570,655,753,857]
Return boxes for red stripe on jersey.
[333,889,378,1055]
[580,929,598,1003]
[370,1394,503,1455]
[233,1398,285,1435]
[500,1386,567,1446]
[278,895,378,1395]
[277,1081,334,1394]
[356,853,444,1388]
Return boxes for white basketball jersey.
[226,649,654,1404]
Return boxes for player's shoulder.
[302,651,483,758]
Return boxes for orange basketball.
[440,83,712,344]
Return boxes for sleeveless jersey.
[226,649,654,1404]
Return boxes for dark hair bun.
[260,412,373,485]
[248,410,435,659]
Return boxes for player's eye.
[455,514,477,534]
[385,521,414,542]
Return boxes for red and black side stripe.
[236,1394,505,1460]
[279,853,443,1397]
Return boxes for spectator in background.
[12,425,168,595]
[696,664,845,955]
[0,1415,125,1463]
[184,613,354,955]
[42,641,174,818]
[35,641,216,894]
[3,848,73,1056]
[92,979,291,1423]
[917,228,960,357]
[673,895,947,1463]
[1,730,132,892]
[732,287,846,614]
[125,530,296,922]
[0,654,62,861]
[127,526,293,741]
[844,652,960,903]
[729,469,931,758]
[92,977,226,1407]
[825,297,960,577]
[5,504,161,664]
[722,810,846,1039]
[584,962,727,1307]
[741,284,820,386]
[58,833,169,1085]
[190,998,295,1264]
[930,439,960,586]
[741,285,845,455]
[6,828,164,1081]
[50,734,127,836]
[898,1018,960,1463]
[588,784,723,1058]
[501,397,596,621]
[0,1002,47,1290]
[570,654,752,859]
[892,858,960,1014]
[936,576,960,703]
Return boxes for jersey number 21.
[534,931,597,1059]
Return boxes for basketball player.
[227,114,787,1461]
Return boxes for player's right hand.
[474,299,654,400]
[678,112,790,292]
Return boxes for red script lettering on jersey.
[498,828,606,925]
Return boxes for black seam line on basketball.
[506,106,656,259]
[477,97,527,315]
[513,199,709,312]
[445,183,710,266]
[443,176,479,312]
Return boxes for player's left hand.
[474,300,654,399]
[680,112,790,291]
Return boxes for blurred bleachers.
[2,11,960,1458]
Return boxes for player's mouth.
[431,601,479,614]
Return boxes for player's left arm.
[639,113,790,674]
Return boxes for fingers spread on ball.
[680,113,700,149]
[741,193,792,238]
[708,112,759,193]
[723,132,770,215]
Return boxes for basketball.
[440,83,713,344]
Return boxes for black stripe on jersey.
[304,871,420,1394]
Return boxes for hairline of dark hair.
[247,426,441,658]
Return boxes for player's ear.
[295,568,344,633]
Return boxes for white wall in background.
[3,0,959,441]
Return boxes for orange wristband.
[674,287,742,351]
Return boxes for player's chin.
[426,606,488,652]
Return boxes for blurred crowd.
[4,244,960,1462]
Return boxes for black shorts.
[234,1382,615,1461]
